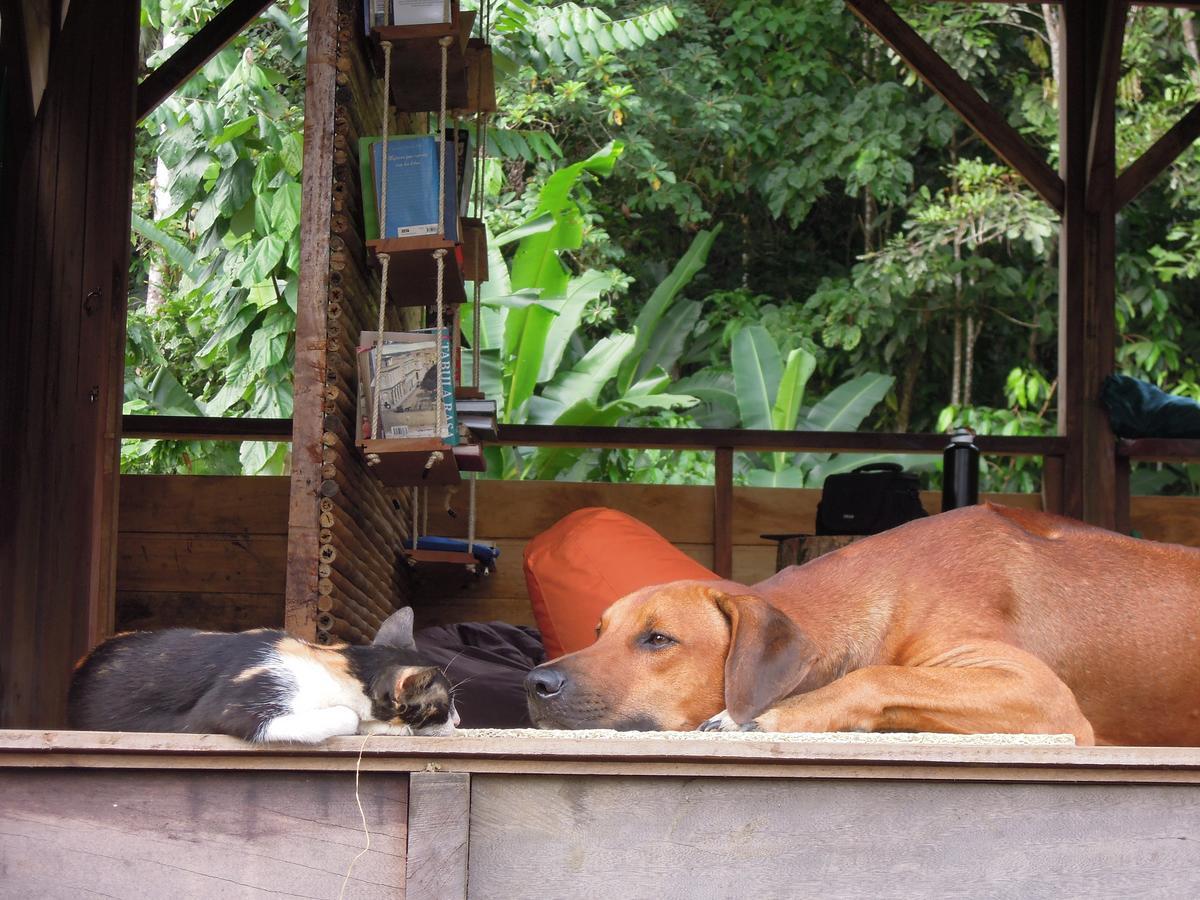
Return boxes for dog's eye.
[643,632,675,649]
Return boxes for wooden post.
[1041,455,1065,516]
[0,0,139,727]
[1115,453,1132,535]
[407,772,470,900]
[285,0,338,640]
[714,447,734,579]
[1057,1,1121,528]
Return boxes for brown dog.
[524,503,1200,745]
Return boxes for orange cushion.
[523,507,720,659]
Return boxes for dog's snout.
[526,666,566,699]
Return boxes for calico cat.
[68,607,459,743]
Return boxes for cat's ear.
[374,606,417,651]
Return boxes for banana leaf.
[617,224,721,393]
[731,324,782,431]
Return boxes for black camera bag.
[815,462,927,536]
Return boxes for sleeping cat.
[68,607,459,743]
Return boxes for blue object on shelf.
[405,536,500,566]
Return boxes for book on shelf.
[392,0,451,27]
[446,126,475,218]
[455,397,497,439]
[360,134,459,243]
[364,0,389,33]
[359,131,473,242]
[451,440,487,471]
[357,329,459,446]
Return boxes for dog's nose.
[526,666,566,699]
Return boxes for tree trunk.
[145,24,179,316]
[897,341,924,432]
[1183,12,1200,90]
[951,314,963,407]
[862,187,877,253]
[963,314,982,408]
[950,224,965,408]
[1042,5,1062,94]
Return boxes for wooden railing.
[122,415,1070,578]
[1114,438,1200,533]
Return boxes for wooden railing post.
[714,448,734,579]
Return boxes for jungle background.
[123,0,1200,494]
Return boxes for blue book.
[370,135,458,242]
[405,536,500,567]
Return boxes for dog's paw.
[698,710,741,732]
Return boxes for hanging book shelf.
[360,437,463,485]
[365,236,468,306]
[356,0,496,502]
[371,11,494,114]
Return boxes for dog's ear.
[712,592,817,724]
[374,606,417,651]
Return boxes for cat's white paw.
[260,705,361,743]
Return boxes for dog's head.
[524,581,819,731]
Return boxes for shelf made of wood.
[361,437,462,485]
[365,218,486,306]
[403,547,480,569]
[359,434,485,483]
[366,235,467,306]
[373,12,495,114]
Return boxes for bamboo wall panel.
[289,0,428,645]
[0,0,139,728]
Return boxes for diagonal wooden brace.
[845,0,1065,212]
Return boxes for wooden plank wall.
[0,768,408,897]
[468,773,1200,897]
[413,483,1044,628]
[115,476,288,632]
[0,0,139,728]
[119,474,1200,636]
[287,0,421,646]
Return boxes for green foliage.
[467,145,715,480]
[496,1,679,73]
[125,0,307,475]
[125,1,1200,498]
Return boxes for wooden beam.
[713,447,734,579]
[845,0,1065,211]
[285,0,338,642]
[1116,438,1200,461]
[1058,0,1119,528]
[496,424,1068,458]
[1115,101,1200,209]
[1087,2,1128,213]
[135,0,272,122]
[122,414,292,441]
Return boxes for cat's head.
[383,665,459,735]
[371,607,459,736]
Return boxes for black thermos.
[941,428,980,512]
